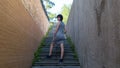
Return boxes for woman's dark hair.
[57,14,63,21]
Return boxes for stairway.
[32,25,80,68]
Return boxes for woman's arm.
[53,22,60,40]
[64,25,67,33]
[54,22,60,35]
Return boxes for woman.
[47,14,67,63]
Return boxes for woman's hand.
[64,30,67,34]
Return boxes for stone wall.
[0,0,49,68]
[67,0,120,68]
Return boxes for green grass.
[32,36,46,65]
[66,36,78,59]
[32,23,53,65]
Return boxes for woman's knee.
[51,42,54,45]
[60,43,64,47]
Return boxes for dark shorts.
[52,39,65,45]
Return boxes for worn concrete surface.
[67,0,120,68]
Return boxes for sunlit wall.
[0,0,49,68]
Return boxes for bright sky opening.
[48,0,73,14]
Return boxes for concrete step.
[40,50,73,53]
[41,48,72,52]
[33,63,80,66]
[39,52,74,55]
[35,59,79,63]
[33,60,80,66]
[32,66,80,68]
[38,55,76,59]
[42,47,71,50]
[38,56,78,60]
[43,43,70,46]
[37,56,79,60]
[43,45,71,48]
[44,41,69,44]
[39,54,76,58]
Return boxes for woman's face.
[57,17,61,21]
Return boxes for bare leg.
[60,43,64,59]
[49,42,54,56]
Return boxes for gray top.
[55,22,65,41]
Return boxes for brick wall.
[67,0,120,68]
[0,0,49,68]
